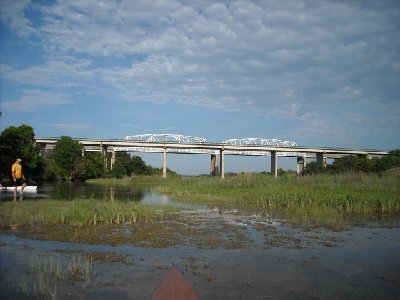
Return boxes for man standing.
[12,158,26,201]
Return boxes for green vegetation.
[0,199,176,228]
[0,173,398,231]
[0,124,44,182]
[108,152,178,179]
[101,173,400,214]
[0,125,176,182]
[306,150,400,174]
[1,124,400,226]
[9,254,94,299]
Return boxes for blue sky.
[1,0,399,175]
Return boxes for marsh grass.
[18,254,94,299]
[135,173,400,214]
[0,199,176,228]
[2,173,399,227]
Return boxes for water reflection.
[20,182,174,205]
[42,182,145,202]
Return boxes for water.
[1,182,400,299]
[1,227,399,299]
[1,182,176,206]
[42,182,169,204]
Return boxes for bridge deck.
[35,137,389,157]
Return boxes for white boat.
[3,186,37,193]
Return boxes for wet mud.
[1,207,400,299]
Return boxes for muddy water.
[1,184,400,299]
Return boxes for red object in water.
[150,265,199,300]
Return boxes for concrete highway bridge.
[35,134,389,178]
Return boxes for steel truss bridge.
[35,134,389,178]
[121,134,299,156]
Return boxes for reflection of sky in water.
[0,234,149,255]
[5,182,171,204]
[141,193,170,205]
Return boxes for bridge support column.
[101,145,108,169]
[296,157,302,175]
[210,154,217,176]
[162,147,167,178]
[220,148,225,179]
[316,152,327,168]
[111,150,116,170]
[297,155,307,175]
[271,151,277,178]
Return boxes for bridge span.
[35,134,389,178]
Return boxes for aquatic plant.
[6,254,95,299]
[140,173,400,214]
[1,173,398,228]
[0,199,176,227]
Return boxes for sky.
[1,0,399,175]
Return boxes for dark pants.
[14,178,25,187]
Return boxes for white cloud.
[2,89,71,112]
[1,0,399,145]
[0,58,94,88]
[292,110,400,147]
[0,0,36,37]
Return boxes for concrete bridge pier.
[101,144,108,168]
[210,154,217,176]
[296,157,302,175]
[316,152,327,168]
[271,151,277,178]
[162,147,167,178]
[296,155,307,175]
[220,149,225,179]
[111,150,116,170]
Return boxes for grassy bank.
[2,173,399,228]
[90,173,400,214]
[0,199,175,228]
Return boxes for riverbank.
[1,173,399,232]
[90,173,400,214]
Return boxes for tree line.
[0,124,176,183]
[305,150,400,175]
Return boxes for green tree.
[52,136,83,180]
[331,156,370,173]
[304,161,325,175]
[113,153,151,176]
[129,155,151,175]
[0,124,42,182]
[114,152,131,175]
[72,152,105,180]
[373,149,400,172]
[108,163,127,179]
[83,152,105,179]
